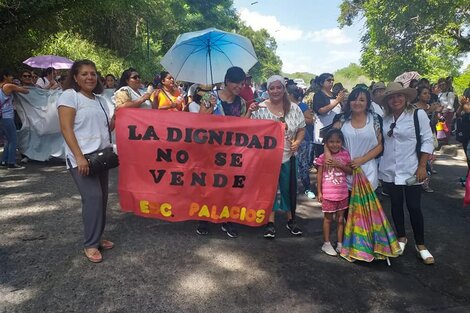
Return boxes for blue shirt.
[298,102,313,142]
[0,89,14,119]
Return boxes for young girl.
[315,129,352,256]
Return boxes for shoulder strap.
[414,109,421,157]
[97,97,112,144]
[371,112,383,137]
[151,89,161,109]
[332,113,345,126]
[161,88,175,105]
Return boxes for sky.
[232,0,470,75]
[232,0,364,75]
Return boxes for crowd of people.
[2,60,470,265]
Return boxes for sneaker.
[221,222,238,238]
[422,186,434,193]
[304,190,316,199]
[0,161,6,167]
[20,157,29,164]
[196,221,209,235]
[263,222,276,238]
[336,243,343,254]
[321,242,338,256]
[7,164,25,169]
[286,219,302,236]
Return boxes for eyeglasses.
[130,75,141,80]
[387,122,396,137]
[22,75,32,78]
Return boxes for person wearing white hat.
[251,75,306,239]
[378,82,435,265]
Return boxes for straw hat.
[377,82,417,106]
[196,84,213,96]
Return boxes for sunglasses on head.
[130,75,141,80]
[387,122,396,137]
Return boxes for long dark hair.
[342,87,371,119]
[62,59,103,94]
[313,73,333,92]
[414,86,430,103]
[117,68,137,89]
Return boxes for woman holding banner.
[193,66,256,238]
[57,60,114,263]
[251,75,305,239]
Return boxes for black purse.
[84,99,119,176]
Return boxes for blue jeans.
[0,118,17,165]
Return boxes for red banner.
[115,109,284,227]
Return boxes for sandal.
[100,239,114,250]
[397,238,407,255]
[84,248,103,263]
[415,245,435,265]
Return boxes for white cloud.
[306,28,353,45]
[238,8,303,41]
[328,50,361,62]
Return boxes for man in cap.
[371,81,386,117]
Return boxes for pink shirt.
[316,149,351,201]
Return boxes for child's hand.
[327,157,341,168]
[317,193,323,203]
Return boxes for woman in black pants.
[378,82,435,265]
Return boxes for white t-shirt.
[313,100,342,144]
[36,77,50,89]
[341,113,379,190]
[57,89,111,169]
[251,102,306,163]
[439,92,455,113]
[188,101,200,113]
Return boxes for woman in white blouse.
[378,82,435,265]
[437,77,456,144]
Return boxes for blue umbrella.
[160,28,258,84]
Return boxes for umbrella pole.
[207,38,214,86]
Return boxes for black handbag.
[85,147,119,176]
[84,99,119,175]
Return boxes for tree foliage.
[338,0,470,81]
[0,0,281,82]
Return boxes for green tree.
[338,0,470,80]
[0,0,282,83]
[237,25,282,82]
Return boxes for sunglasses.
[387,122,396,137]
[22,75,32,78]
[130,75,141,80]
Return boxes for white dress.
[341,113,379,190]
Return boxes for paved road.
[1,144,470,313]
